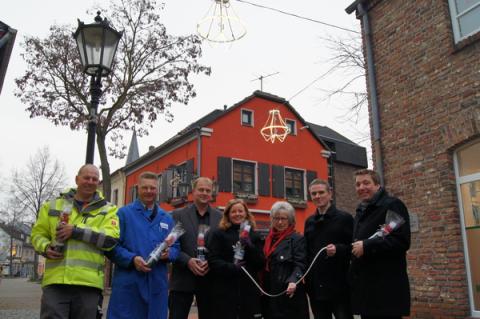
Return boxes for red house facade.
[122,91,364,232]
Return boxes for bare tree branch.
[15,0,211,200]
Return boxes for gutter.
[346,1,385,185]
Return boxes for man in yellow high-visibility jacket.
[32,164,119,319]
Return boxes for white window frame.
[284,166,306,200]
[285,118,297,136]
[454,140,480,317]
[448,0,480,43]
[240,108,254,127]
[231,158,258,195]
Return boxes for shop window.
[455,140,480,316]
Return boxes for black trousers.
[168,290,212,319]
[40,284,102,319]
[310,299,353,319]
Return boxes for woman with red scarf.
[262,201,309,319]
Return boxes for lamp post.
[73,11,122,164]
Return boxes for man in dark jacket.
[350,169,411,319]
[304,179,353,319]
[169,177,222,319]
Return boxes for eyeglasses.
[272,217,289,222]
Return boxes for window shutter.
[218,157,232,192]
[186,158,195,193]
[159,169,174,202]
[272,165,285,198]
[159,172,168,203]
[306,170,318,200]
[258,163,270,196]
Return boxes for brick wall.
[363,0,480,317]
[333,162,360,214]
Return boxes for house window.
[286,119,296,135]
[130,185,138,202]
[233,160,255,194]
[241,109,254,126]
[455,140,480,315]
[112,189,119,205]
[173,163,188,198]
[285,168,304,199]
[448,0,480,42]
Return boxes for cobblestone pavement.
[0,277,41,319]
[0,278,199,319]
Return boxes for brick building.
[347,0,480,317]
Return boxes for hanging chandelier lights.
[197,0,247,43]
[260,109,290,143]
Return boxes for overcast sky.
[0,0,366,186]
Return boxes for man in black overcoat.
[304,179,353,319]
[350,169,411,319]
[168,177,222,319]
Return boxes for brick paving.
[0,277,199,319]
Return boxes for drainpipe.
[347,1,385,185]
[196,127,202,176]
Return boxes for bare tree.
[15,0,211,200]
[11,146,66,222]
[319,34,367,122]
[10,146,66,280]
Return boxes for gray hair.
[270,201,296,226]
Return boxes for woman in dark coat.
[262,201,309,319]
[207,199,265,319]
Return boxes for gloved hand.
[234,260,247,270]
[239,236,252,247]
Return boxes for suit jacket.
[170,203,222,292]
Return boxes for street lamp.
[73,11,122,164]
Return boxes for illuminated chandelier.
[197,0,247,43]
[260,109,290,144]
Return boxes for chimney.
[149,145,155,152]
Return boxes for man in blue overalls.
[107,171,180,319]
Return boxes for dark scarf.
[263,225,295,271]
[356,187,385,218]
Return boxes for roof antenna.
[251,72,279,91]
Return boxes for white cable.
[240,246,327,298]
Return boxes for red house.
[122,91,366,232]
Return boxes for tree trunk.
[32,253,39,281]
[96,131,112,201]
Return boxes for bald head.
[77,164,99,177]
[75,164,100,201]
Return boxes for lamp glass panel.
[83,25,104,68]
[102,29,120,70]
[75,32,86,67]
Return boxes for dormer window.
[241,109,254,127]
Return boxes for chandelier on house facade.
[260,109,290,143]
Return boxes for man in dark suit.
[169,177,222,319]
[350,169,411,319]
[304,179,353,319]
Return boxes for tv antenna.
[251,72,279,91]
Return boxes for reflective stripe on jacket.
[31,188,120,289]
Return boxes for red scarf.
[263,225,295,271]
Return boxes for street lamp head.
[73,11,123,76]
